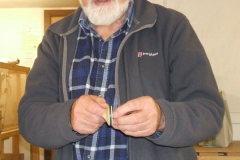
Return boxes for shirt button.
[87,155,91,159]
[102,65,105,68]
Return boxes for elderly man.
[18,0,224,159]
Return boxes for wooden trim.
[1,128,19,140]
[44,10,76,31]
[0,62,30,73]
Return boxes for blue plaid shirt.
[69,1,134,160]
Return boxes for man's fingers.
[79,95,108,116]
[122,130,153,137]
[113,122,155,137]
[70,94,109,134]
[113,100,142,118]
[113,111,145,125]
[72,111,106,134]
[90,95,109,109]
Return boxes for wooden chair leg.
[12,135,20,160]
[0,134,4,160]
[0,110,3,160]
[30,145,40,160]
[44,149,53,160]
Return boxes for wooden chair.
[0,62,30,160]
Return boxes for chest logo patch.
[138,52,158,57]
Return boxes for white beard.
[80,0,130,26]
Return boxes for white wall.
[0,8,44,68]
[0,0,239,159]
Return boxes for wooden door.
[44,10,76,31]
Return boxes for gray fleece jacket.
[18,0,224,159]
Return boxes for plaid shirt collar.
[78,0,134,35]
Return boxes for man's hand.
[70,95,109,135]
[112,96,162,137]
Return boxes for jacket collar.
[131,0,157,31]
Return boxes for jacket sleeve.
[18,29,86,149]
[147,16,224,147]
